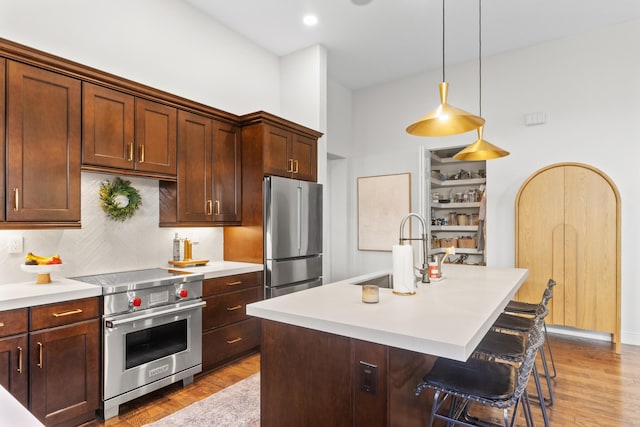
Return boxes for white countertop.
[0,386,43,427]
[167,260,263,279]
[247,264,528,361]
[0,261,263,311]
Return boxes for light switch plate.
[9,235,23,254]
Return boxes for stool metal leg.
[543,322,557,378]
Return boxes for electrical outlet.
[9,235,24,254]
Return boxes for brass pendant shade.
[406,82,485,137]
[453,126,509,160]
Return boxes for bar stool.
[415,319,545,427]
[491,279,556,407]
[504,279,557,379]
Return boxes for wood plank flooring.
[96,334,640,426]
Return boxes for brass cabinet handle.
[127,142,134,162]
[206,200,213,216]
[17,346,23,374]
[13,188,19,212]
[214,200,220,215]
[287,159,294,173]
[293,159,299,174]
[37,342,43,368]
[226,337,242,344]
[0,322,4,328]
[226,305,243,311]
[139,144,145,163]
[226,281,242,286]
[52,308,83,318]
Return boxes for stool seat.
[504,300,537,315]
[475,330,526,362]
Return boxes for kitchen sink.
[350,273,393,289]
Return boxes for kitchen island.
[247,264,528,427]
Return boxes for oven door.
[103,300,205,400]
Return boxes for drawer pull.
[226,337,243,345]
[37,342,43,368]
[52,308,83,318]
[17,346,23,374]
[226,281,242,286]
[0,322,4,328]
[226,305,243,311]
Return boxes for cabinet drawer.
[0,308,28,337]
[30,297,100,330]
[203,287,262,330]
[202,318,260,369]
[203,271,263,296]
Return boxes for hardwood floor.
[96,352,260,427]
[95,335,640,426]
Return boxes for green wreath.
[99,177,142,221]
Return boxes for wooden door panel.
[7,61,81,222]
[515,166,564,324]
[135,98,176,175]
[82,82,134,169]
[0,334,28,407]
[564,166,617,333]
[263,125,291,177]
[212,121,241,222]
[0,58,5,222]
[29,319,100,426]
[177,110,211,222]
[292,133,317,182]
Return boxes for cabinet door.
[29,319,100,426]
[177,110,212,222]
[212,120,242,223]
[292,133,317,182]
[263,125,293,178]
[0,334,28,407]
[0,58,5,222]
[6,61,81,222]
[82,82,135,170]
[135,98,177,175]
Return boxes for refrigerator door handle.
[297,185,302,251]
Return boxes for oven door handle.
[105,300,206,328]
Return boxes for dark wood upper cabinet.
[0,58,5,222]
[160,110,241,226]
[82,82,177,178]
[262,123,317,182]
[5,60,81,224]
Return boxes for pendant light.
[453,0,509,160]
[406,0,484,137]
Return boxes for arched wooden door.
[515,163,621,352]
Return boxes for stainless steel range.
[72,268,205,420]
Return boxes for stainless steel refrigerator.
[264,176,323,298]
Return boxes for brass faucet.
[399,213,430,283]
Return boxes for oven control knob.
[130,296,142,308]
[177,289,188,298]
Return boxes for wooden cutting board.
[168,259,209,268]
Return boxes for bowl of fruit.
[22,252,63,284]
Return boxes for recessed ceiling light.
[351,0,373,5]
[303,14,318,26]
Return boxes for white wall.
[346,19,640,345]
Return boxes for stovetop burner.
[72,268,204,295]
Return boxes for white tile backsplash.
[0,172,223,284]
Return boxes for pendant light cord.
[442,0,445,82]
[479,0,482,116]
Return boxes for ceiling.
[184,0,640,90]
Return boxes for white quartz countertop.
[247,264,528,361]
[167,261,263,279]
[0,386,43,427]
[1,261,263,311]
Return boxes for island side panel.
[261,320,353,426]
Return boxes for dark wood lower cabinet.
[29,318,100,427]
[0,334,28,407]
[260,320,439,427]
